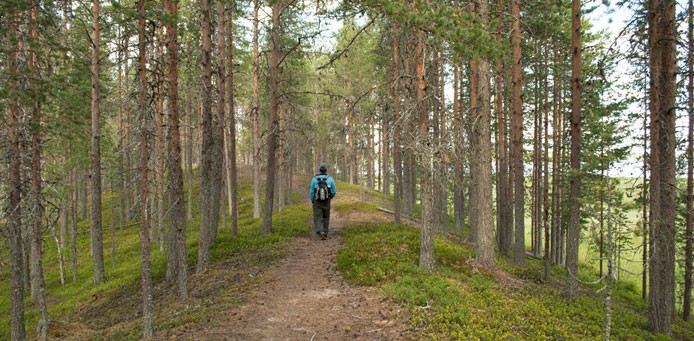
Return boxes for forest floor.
[186,209,409,340]
[164,173,411,340]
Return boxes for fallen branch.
[376,207,420,223]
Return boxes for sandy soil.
[190,209,408,340]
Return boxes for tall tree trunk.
[454,61,466,232]
[565,0,582,298]
[91,0,106,286]
[117,27,127,240]
[543,41,551,280]
[29,2,48,337]
[684,0,694,321]
[5,7,25,340]
[511,0,525,265]
[197,0,214,272]
[165,0,188,300]
[208,1,225,244]
[439,62,448,231]
[71,168,78,282]
[468,55,479,244]
[414,7,434,273]
[226,2,239,236]
[382,100,390,196]
[155,26,166,252]
[532,59,541,257]
[432,48,441,228]
[58,201,67,285]
[392,19,402,224]
[495,0,511,257]
[252,0,262,219]
[186,95,194,220]
[648,0,677,334]
[642,73,649,299]
[123,36,133,222]
[551,47,563,265]
[473,0,496,268]
[278,100,286,211]
[262,0,281,234]
[137,0,153,335]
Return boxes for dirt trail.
[197,209,407,340]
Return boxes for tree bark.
[551,47,563,265]
[414,6,434,273]
[684,0,694,321]
[186,95,194,221]
[495,0,511,257]
[565,0,582,298]
[165,0,188,300]
[137,0,153,335]
[71,169,79,282]
[252,0,262,219]
[226,2,239,236]
[155,26,166,252]
[91,0,106,286]
[392,19,402,224]
[197,0,214,272]
[648,0,677,334]
[468,55,478,244]
[262,0,281,234]
[5,7,26,340]
[30,19,49,332]
[543,41,551,280]
[453,61,466,232]
[472,0,496,268]
[511,0,525,265]
[208,0,226,244]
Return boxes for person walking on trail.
[310,163,336,240]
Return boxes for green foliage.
[333,201,377,212]
[337,222,668,340]
[0,166,311,339]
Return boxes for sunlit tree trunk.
[566,0,583,298]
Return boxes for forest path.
[194,174,408,340]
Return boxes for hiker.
[310,163,336,240]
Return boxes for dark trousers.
[313,200,331,235]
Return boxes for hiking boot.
[320,232,327,240]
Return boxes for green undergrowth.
[337,222,683,340]
[0,175,311,340]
